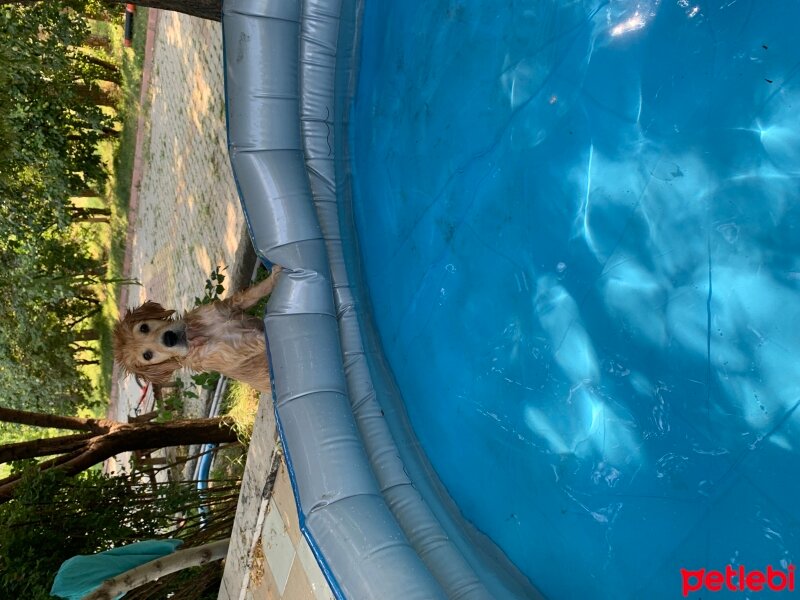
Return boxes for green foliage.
[151,373,220,423]
[0,467,199,600]
[193,265,226,307]
[191,370,222,392]
[186,266,227,393]
[0,4,124,412]
[0,234,99,412]
[0,3,113,196]
[154,378,187,420]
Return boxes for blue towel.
[50,539,183,600]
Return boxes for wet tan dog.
[113,267,281,393]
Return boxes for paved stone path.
[130,12,246,310]
[112,10,250,422]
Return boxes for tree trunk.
[0,407,107,433]
[116,0,222,21]
[67,305,103,330]
[72,329,100,342]
[0,411,239,500]
[69,206,112,224]
[68,125,120,139]
[0,433,94,463]
[69,207,112,218]
[74,82,120,108]
[85,34,112,51]
[79,52,121,85]
[83,539,230,600]
[73,216,111,224]
[0,0,222,21]
[71,345,99,357]
[74,359,100,366]
[72,187,102,198]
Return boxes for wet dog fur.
[113,268,280,393]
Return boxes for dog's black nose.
[163,330,179,347]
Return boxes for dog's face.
[113,301,189,384]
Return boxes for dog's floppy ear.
[125,301,175,323]
[136,358,182,384]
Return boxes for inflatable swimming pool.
[223,0,800,597]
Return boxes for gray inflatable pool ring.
[222,1,541,598]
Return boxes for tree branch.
[0,449,85,491]
[83,539,230,600]
[114,0,221,21]
[0,407,110,433]
[0,416,239,501]
[0,433,94,464]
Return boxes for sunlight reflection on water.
[350,0,800,596]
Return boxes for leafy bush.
[0,467,202,599]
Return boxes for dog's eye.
[143,351,153,361]
[139,324,150,334]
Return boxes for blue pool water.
[348,1,800,597]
